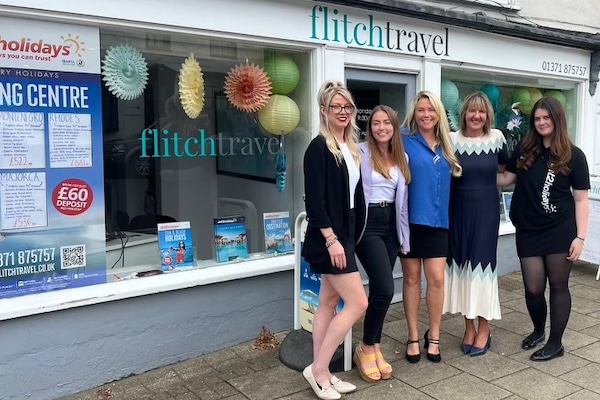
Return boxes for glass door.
[346,68,416,303]
[346,69,416,140]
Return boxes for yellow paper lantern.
[257,95,300,135]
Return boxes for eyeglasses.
[329,105,355,114]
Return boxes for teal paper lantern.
[545,90,567,110]
[440,79,459,109]
[512,88,531,105]
[264,54,300,95]
[257,95,300,135]
[480,83,500,104]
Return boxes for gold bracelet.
[324,232,335,240]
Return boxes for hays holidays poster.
[0,18,106,298]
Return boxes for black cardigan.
[301,135,366,264]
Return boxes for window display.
[101,29,310,272]
[441,68,579,223]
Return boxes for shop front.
[0,0,596,398]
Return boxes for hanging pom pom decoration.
[101,43,149,100]
[224,62,272,113]
[276,134,287,193]
[178,54,205,119]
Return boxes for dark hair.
[517,97,572,175]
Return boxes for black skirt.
[516,218,576,258]
[400,223,449,259]
[310,210,359,275]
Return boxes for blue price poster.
[0,18,106,298]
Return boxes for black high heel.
[405,339,421,363]
[424,329,441,363]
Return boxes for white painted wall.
[516,0,600,34]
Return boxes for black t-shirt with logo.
[506,143,590,231]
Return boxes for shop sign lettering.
[310,5,449,56]
[139,128,280,158]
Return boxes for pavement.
[60,262,600,400]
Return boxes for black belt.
[368,201,394,208]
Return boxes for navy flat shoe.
[530,345,564,361]
[470,335,491,357]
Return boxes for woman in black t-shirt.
[498,97,590,362]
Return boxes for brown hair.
[366,105,411,184]
[516,97,572,175]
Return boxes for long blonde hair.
[366,105,411,184]
[317,80,360,167]
[402,90,462,177]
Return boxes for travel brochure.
[263,211,293,255]
[157,221,196,270]
[213,215,249,262]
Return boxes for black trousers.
[356,206,399,345]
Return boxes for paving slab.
[445,350,527,381]
[561,363,600,395]
[345,378,434,400]
[492,367,581,400]
[490,310,533,335]
[57,266,600,400]
[228,364,306,400]
[572,341,600,365]
[562,328,600,351]
[562,389,600,400]
[420,372,510,400]
[508,348,590,376]
[568,285,600,301]
[392,358,462,388]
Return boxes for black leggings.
[520,253,572,351]
[356,206,399,345]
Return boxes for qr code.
[60,244,86,269]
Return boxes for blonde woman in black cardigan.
[301,81,367,400]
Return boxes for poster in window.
[0,17,106,299]
[215,92,278,183]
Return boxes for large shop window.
[440,68,578,225]
[101,30,310,277]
